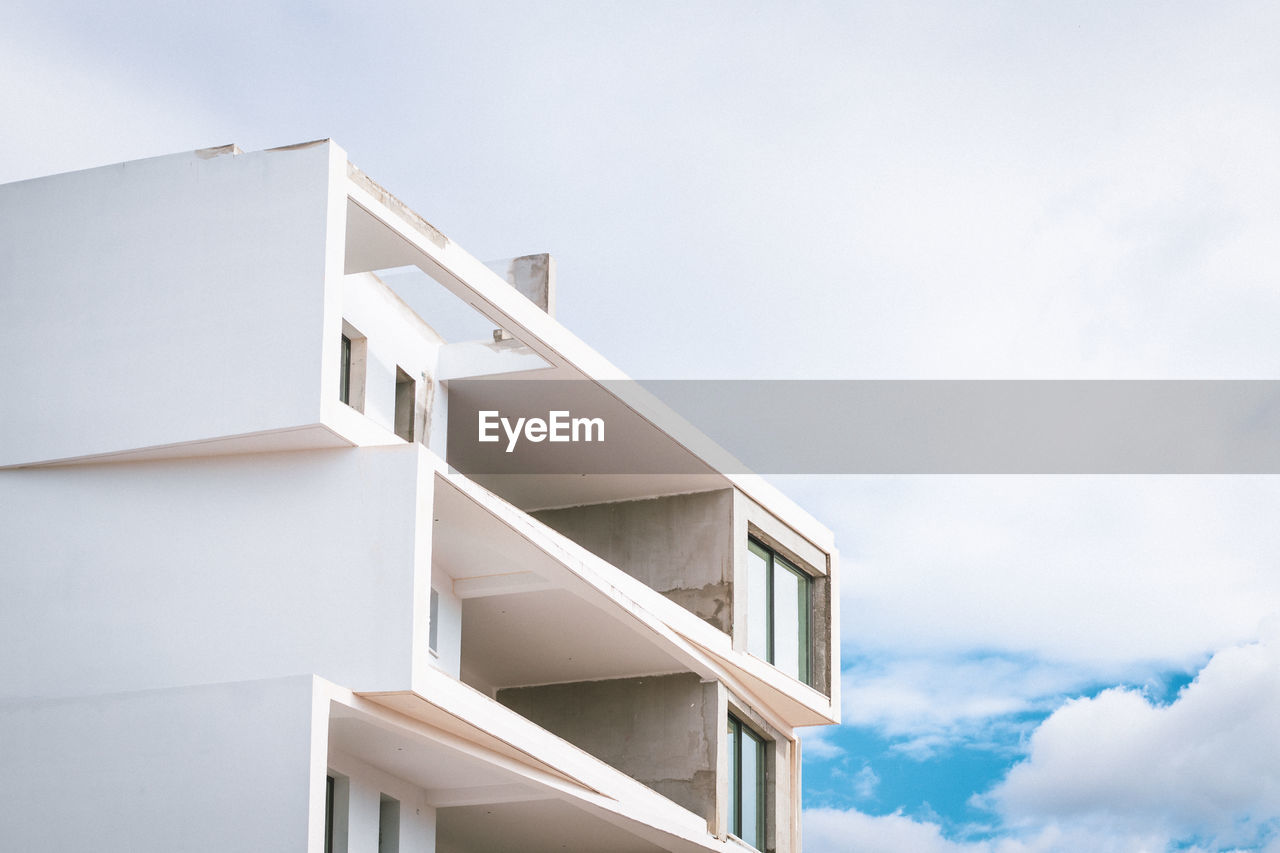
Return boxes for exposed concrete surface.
[486,253,556,317]
[808,563,833,698]
[533,489,734,632]
[194,143,242,159]
[347,161,448,250]
[497,673,719,824]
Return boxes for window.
[325,775,335,853]
[727,714,766,849]
[746,537,812,683]
[378,793,400,853]
[394,366,415,442]
[339,336,352,405]
[428,587,440,654]
[339,321,367,412]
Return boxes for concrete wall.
[0,676,317,852]
[533,489,733,632]
[0,143,343,466]
[0,445,425,700]
[496,673,719,826]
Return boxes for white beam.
[452,571,555,600]
[425,783,555,808]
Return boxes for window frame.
[747,536,813,684]
[727,713,767,849]
[393,365,416,442]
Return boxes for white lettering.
[549,410,571,442]
[502,416,526,453]
[478,411,500,442]
[573,416,604,442]
[481,410,605,452]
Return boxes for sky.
[5,2,1280,850]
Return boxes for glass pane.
[773,558,805,680]
[747,541,770,660]
[325,776,334,853]
[428,588,440,652]
[727,719,739,837]
[741,725,763,849]
[339,335,351,404]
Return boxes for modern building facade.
[0,141,839,852]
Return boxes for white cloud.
[810,633,1280,851]
[804,807,1191,853]
[988,633,1280,848]
[851,765,881,801]
[629,1,1280,383]
[840,653,1104,757]
[780,476,1280,669]
[799,726,846,762]
[779,474,1280,765]
[805,807,984,853]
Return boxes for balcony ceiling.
[461,588,685,690]
[439,799,671,853]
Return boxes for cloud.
[784,475,1280,766]
[851,765,881,801]
[811,632,1280,852]
[988,633,1280,848]
[779,476,1280,669]
[840,653,1104,757]
[799,726,846,762]
[804,807,1192,853]
[805,808,985,853]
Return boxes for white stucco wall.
[340,272,444,443]
[0,142,342,466]
[429,579,464,680]
[0,445,426,700]
[0,675,318,852]
[328,750,436,853]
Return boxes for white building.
[0,141,839,853]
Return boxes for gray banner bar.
[446,380,1280,474]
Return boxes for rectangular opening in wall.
[378,794,400,853]
[728,714,766,850]
[339,337,351,404]
[429,587,440,653]
[394,366,415,441]
[326,771,349,853]
[325,775,334,853]
[340,321,368,413]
